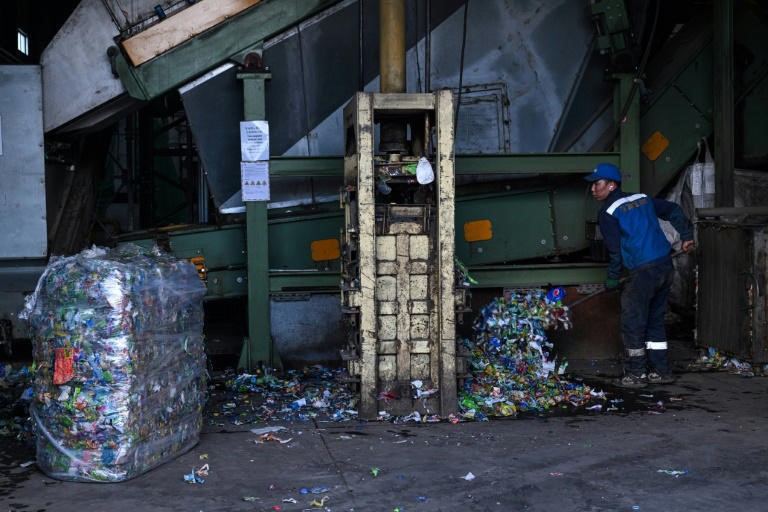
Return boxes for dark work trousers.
[620,257,674,376]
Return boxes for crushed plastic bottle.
[458,290,597,418]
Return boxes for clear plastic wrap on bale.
[22,245,207,482]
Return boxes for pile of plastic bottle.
[688,346,761,376]
[23,245,208,481]
[458,289,596,419]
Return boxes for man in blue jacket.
[586,163,695,388]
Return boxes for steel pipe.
[379,0,406,93]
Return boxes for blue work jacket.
[598,188,693,280]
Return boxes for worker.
[585,162,695,388]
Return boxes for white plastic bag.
[689,138,715,209]
[416,157,434,185]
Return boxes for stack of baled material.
[24,245,207,481]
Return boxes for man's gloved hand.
[605,278,620,290]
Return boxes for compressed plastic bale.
[23,245,207,482]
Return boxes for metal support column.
[614,73,640,193]
[713,0,735,207]
[238,64,279,370]
[435,89,457,417]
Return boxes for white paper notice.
[240,121,269,162]
[241,161,270,202]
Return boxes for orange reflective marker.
[464,219,493,242]
[311,239,341,261]
[641,130,670,161]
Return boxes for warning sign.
[241,161,270,202]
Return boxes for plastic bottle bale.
[22,245,207,482]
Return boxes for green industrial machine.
[97,0,768,371]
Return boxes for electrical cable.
[454,0,470,134]
[414,0,422,93]
[358,0,364,91]
[425,0,431,92]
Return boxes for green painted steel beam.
[456,183,592,264]
[269,210,343,270]
[265,264,608,291]
[615,74,640,192]
[115,0,341,100]
[270,156,346,177]
[468,264,608,288]
[205,269,249,300]
[268,153,620,177]
[273,266,608,292]
[269,271,340,292]
[455,153,619,174]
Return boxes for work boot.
[647,371,676,384]
[613,373,647,389]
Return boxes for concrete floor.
[1,370,767,512]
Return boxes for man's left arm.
[653,198,694,247]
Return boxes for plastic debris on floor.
[458,289,601,419]
[207,286,605,425]
[207,366,359,426]
[183,463,210,484]
[0,363,34,441]
[657,468,689,478]
[22,244,207,482]
[687,346,762,376]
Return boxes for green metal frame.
[267,153,621,177]
[590,0,631,58]
[266,265,610,292]
[615,73,640,193]
[268,210,342,270]
[455,153,621,174]
[468,263,608,288]
[166,225,248,300]
[239,67,278,371]
[122,155,635,293]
